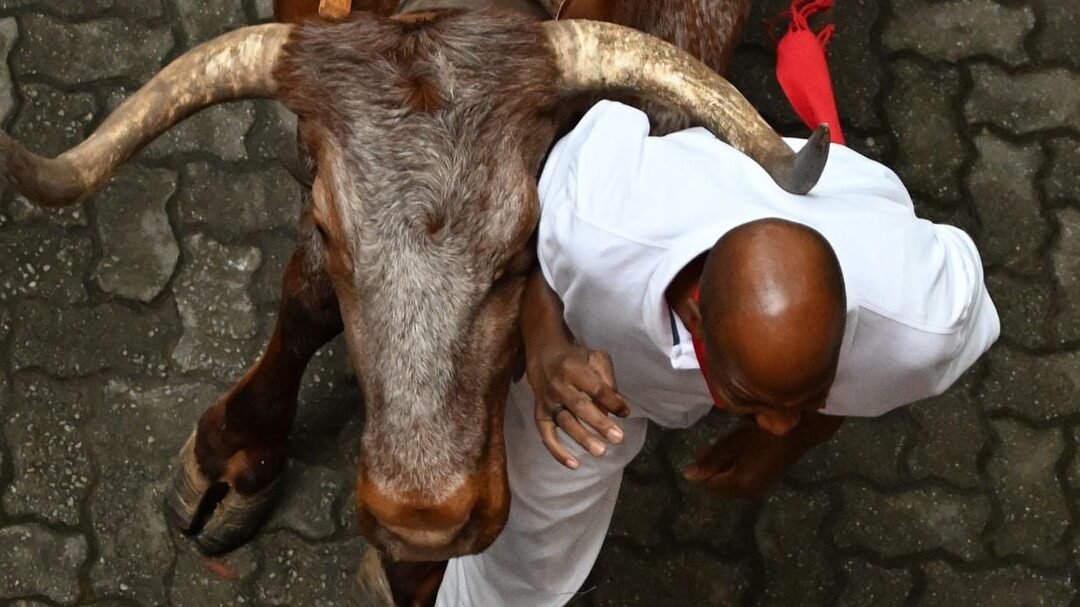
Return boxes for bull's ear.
[0,24,292,208]
[543,20,829,195]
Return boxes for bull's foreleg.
[166,245,343,554]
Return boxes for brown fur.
[203,0,752,571]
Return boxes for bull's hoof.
[165,432,279,554]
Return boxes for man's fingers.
[536,417,580,470]
[567,393,625,444]
[585,351,631,417]
[592,383,630,418]
[553,407,608,457]
[683,440,738,481]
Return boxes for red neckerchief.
[689,284,728,410]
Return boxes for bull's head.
[0,11,826,561]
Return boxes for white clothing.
[436,101,999,607]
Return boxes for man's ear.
[684,297,704,338]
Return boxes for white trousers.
[436,380,655,607]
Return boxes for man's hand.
[529,344,630,470]
[683,413,841,499]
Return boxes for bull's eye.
[314,222,330,241]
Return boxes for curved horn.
[0,23,292,207]
[543,20,829,195]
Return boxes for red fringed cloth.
[691,2,846,410]
[772,0,846,145]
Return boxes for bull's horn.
[0,23,292,207]
[543,20,829,195]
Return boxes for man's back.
[537,100,999,417]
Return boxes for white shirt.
[536,100,1000,420]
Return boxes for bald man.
[434,100,999,606]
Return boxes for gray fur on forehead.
[275,9,558,257]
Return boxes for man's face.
[699,344,835,436]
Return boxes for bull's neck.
[395,0,557,19]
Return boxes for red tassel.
[772,0,846,145]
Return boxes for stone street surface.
[0,0,1077,605]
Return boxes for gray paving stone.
[833,485,990,560]
[906,380,986,489]
[884,0,1033,65]
[246,99,300,163]
[790,412,913,485]
[607,476,675,548]
[0,18,17,124]
[92,165,180,303]
[966,65,1080,135]
[2,374,97,525]
[1045,137,1080,205]
[143,103,257,162]
[171,234,262,379]
[1031,0,1080,68]
[919,562,1073,606]
[0,225,91,305]
[987,419,1068,568]
[755,488,833,606]
[176,0,247,44]
[253,532,367,607]
[828,0,884,131]
[981,347,1080,421]
[884,60,965,203]
[986,272,1053,350]
[5,192,89,227]
[0,0,165,19]
[968,133,1047,276]
[624,422,666,479]
[591,544,748,607]
[170,544,259,606]
[255,0,276,20]
[266,460,345,541]
[86,380,221,603]
[292,337,364,470]
[661,412,755,553]
[178,162,301,233]
[252,233,298,305]
[9,301,173,378]
[669,476,755,554]
[0,523,87,605]
[1051,208,1080,343]
[838,559,911,607]
[10,83,96,158]
[12,15,172,85]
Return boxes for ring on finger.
[550,404,571,425]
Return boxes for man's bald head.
[698,218,846,411]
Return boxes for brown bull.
[0,0,828,600]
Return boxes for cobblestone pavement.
[0,0,1077,605]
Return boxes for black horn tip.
[772,123,830,195]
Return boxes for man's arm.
[521,267,630,469]
[684,412,842,499]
